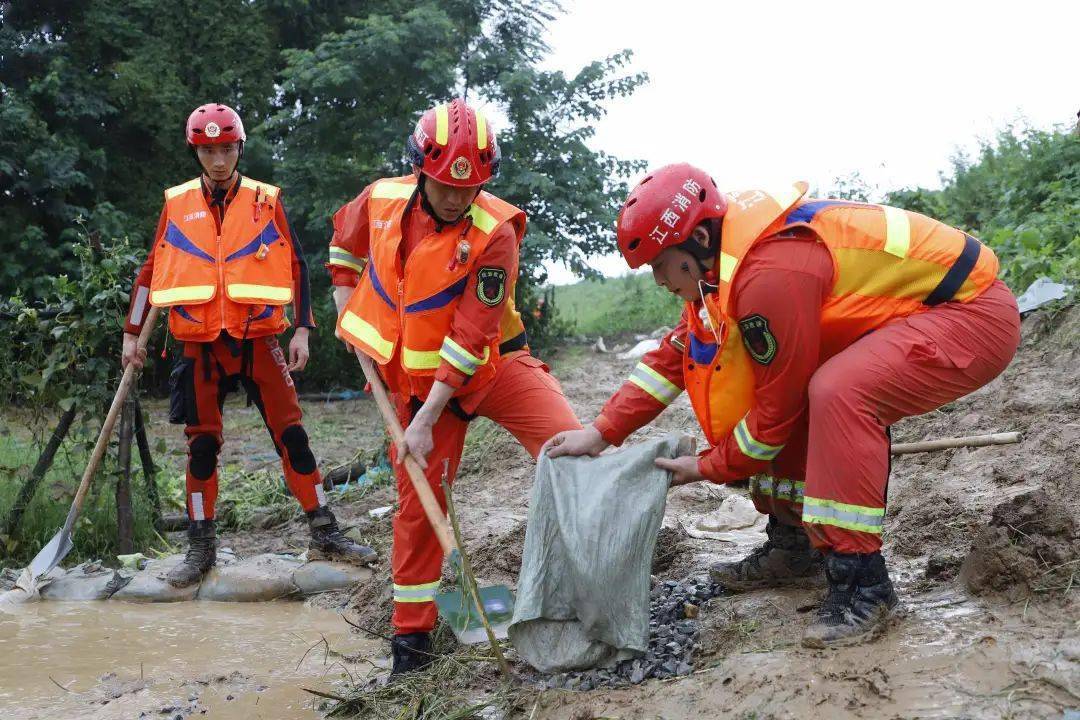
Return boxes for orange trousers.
[388,352,581,634]
[179,334,324,521]
[749,279,1020,554]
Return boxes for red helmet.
[186,104,246,146]
[616,163,728,268]
[406,98,500,187]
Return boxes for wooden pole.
[132,397,163,528]
[2,405,77,541]
[115,396,135,555]
[891,431,1021,456]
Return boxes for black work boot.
[307,507,378,565]
[709,515,825,591]
[390,632,434,676]
[802,551,899,648]
[166,519,217,588]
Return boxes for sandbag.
[111,555,199,602]
[196,554,300,602]
[40,561,130,601]
[508,434,687,673]
[292,561,372,595]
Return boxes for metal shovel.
[356,352,514,670]
[28,306,161,579]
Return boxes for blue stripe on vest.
[165,222,215,263]
[405,277,468,313]
[785,200,858,225]
[367,263,396,310]
[689,333,718,365]
[252,305,274,320]
[174,305,202,323]
[225,224,281,263]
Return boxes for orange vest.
[684,183,1000,445]
[149,176,292,342]
[336,176,527,399]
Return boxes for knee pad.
[281,425,316,475]
[189,435,220,480]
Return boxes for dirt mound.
[345,565,394,635]
[468,520,527,584]
[961,489,1079,601]
[651,525,691,575]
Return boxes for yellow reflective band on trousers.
[393,580,440,603]
[466,204,498,234]
[733,417,783,461]
[434,104,449,145]
[328,247,366,273]
[371,181,417,200]
[439,337,490,376]
[882,206,911,259]
[150,285,215,305]
[628,362,681,405]
[227,284,292,303]
[802,497,885,534]
[340,311,394,359]
[751,476,804,503]
[402,346,442,371]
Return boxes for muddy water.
[0,601,380,719]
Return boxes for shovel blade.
[28,529,73,579]
[434,585,515,645]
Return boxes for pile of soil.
[961,489,1079,601]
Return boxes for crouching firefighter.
[546,163,1020,648]
[121,103,377,587]
[329,99,582,674]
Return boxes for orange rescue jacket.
[337,175,527,399]
[149,176,293,342]
[684,183,1000,446]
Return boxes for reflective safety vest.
[336,175,527,399]
[682,183,1000,448]
[149,176,293,342]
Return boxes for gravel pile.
[535,572,724,691]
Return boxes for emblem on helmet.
[450,156,472,180]
[204,122,221,139]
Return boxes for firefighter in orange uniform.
[329,99,582,674]
[122,104,376,587]
[547,164,1020,647]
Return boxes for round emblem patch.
[204,121,221,138]
[738,314,778,365]
[450,156,473,180]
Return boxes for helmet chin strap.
[416,174,475,230]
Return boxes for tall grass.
[552,272,683,337]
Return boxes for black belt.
[409,395,476,423]
[924,234,981,306]
[499,331,528,354]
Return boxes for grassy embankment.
[551,271,682,338]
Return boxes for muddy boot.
[709,515,824,591]
[307,507,378,565]
[166,520,217,588]
[801,551,898,648]
[390,632,434,676]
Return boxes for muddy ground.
[123,304,1080,717]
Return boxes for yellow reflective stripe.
[402,347,442,370]
[227,284,291,302]
[628,362,681,405]
[751,476,805,501]
[882,206,911,259]
[164,178,201,199]
[150,285,215,305]
[340,311,394,359]
[239,177,279,198]
[718,252,738,282]
[466,204,498,234]
[802,496,885,534]
[767,184,803,211]
[328,247,366,273]
[434,103,449,145]
[475,110,488,150]
[733,417,783,461]
[439,337,490,375]
[371,181,417,200]
[393,580,440,602]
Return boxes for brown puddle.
[0,601,380,719]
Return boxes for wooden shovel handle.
[62,305,161,534]
[356,352,457,555]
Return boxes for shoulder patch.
[738,314,778,365]
[476,266,506,307]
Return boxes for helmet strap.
[416,174,476,230]
[678,218,723,274]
